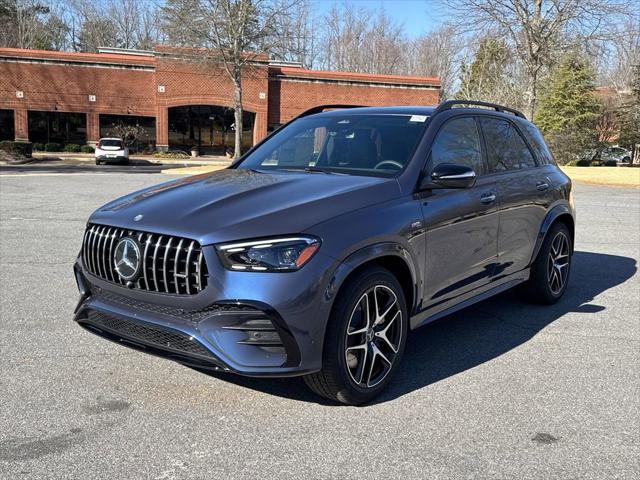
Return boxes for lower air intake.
[85,310,214,359]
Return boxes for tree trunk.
[525,68,538,120]
[233,77,243,159]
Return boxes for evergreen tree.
[457,37,510,102]
[534,55,602,164]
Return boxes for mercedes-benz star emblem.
[113,237,141,281]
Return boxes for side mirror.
[421,163,477,189]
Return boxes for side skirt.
[410,269,530,330]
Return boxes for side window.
[480,118,537,172]
[430,117,483,173]
[520,121,556,165]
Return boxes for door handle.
[480,192,497,204]
[536,182,549,191]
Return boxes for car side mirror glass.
[421,163,477,189]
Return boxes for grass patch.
[560,166,640,188]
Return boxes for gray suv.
[73,101,575,405]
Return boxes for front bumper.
[73,247,338,377]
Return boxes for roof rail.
[434,100,526,119]
[295,104,367,119]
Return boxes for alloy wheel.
[344,285,403,388]
[547,231,570,295]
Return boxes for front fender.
[324,242,420,314]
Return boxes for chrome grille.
[82,224,208,294]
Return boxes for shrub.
[0,140,33,157]
[44,143,62,152]
[64,144,81,153]
[590,160,603,167]
[603,159,618,167]
[575,158,592,167]
[80,145,94,153]
[154,150,190,159]
[33,142,45,151]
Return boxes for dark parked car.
[74,101,575,405]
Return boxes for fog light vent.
[223,316,284,351]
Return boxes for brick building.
[0,47,440,153]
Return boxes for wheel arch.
[530,204,575,265]
[325,242,419,318]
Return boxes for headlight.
[216,236,321,272]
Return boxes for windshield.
[236,113,429,176]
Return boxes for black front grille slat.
[163,237,172,293]
[152,235,162,291]
[107,228,117,282]
[142,233,152,290]
[82,223,208,295]
[89,225,98,276]
[185,241,194,295]
[99,226,109,281]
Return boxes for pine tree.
[534,55,602,164]
[456,37,515,106]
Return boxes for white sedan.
[95,138,129,165]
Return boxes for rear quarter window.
[519,122,556,165]
[480,117,537,172]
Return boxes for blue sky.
[310,0,448,37]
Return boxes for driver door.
[422,116,499,307]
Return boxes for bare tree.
[320,4,406,74]
[406,24,461,99]
[163,0,300,158]
[268,0,317,67]
[108,0,140,50]
[601,17,640,93]
[321,4,369,72]
[0,0,51,49]
[444,0,633,118]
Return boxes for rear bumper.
[73,250,337,376]
[96,155,128,162]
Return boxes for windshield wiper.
[303,166,340,174]
[278,166,345,175]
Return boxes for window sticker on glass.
[409,115,428,123]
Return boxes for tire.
[95,159,102,165]
[520,222,572,304]
[304,266,408,405]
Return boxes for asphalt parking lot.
[0,157,215,176]
[1,170,638,479]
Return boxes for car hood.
[89,168,401,245]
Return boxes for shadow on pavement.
[198,250,637,406]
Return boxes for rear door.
[422,116,499,306]
[478,116,550,277]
